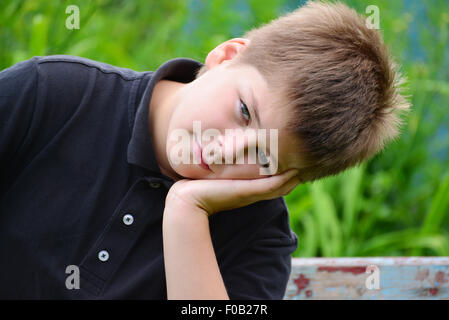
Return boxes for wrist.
[165,188,197,212]
[164,189,209,225]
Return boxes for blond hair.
[196,1,410,182]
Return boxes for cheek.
[168,104,196,132]
[180,83,237,129]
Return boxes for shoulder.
[33,55,144,80]
[0,56,150,168]
[2,55,149,109]
[28,55,149,125]
[1,55,145,82]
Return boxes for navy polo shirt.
[0,55,298,299]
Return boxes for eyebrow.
[249,86,261,128]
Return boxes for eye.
[257,147,270,168]
[240,100,250,124]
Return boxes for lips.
[195,137,210,171]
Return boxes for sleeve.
[0,57,39,196]
[221,200,298,300]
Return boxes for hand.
[162,168,300,299]
[165,169,301,216]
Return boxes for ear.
[205,38,250,70]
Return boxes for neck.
[149,79,186,182]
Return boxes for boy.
[0,1,409,299]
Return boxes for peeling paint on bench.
[284,257,449,300]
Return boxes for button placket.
[79,178,165,296]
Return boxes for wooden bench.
[283,257,449,299]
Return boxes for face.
[164,60,302,180]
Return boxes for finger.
[279,174,302,196]
[256,173,301,201]
[260,168,299,192]
[192,170,299,214]
[242,169,299,199]
[193,168,298,209]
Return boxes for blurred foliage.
[1,0,448,257]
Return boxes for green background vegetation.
[1,0,448,257]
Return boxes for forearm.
[162,195,229,300]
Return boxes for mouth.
[195,137,210,171]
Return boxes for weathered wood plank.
[284,257,449,300]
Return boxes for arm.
[162,169,300,300]
[163,193,229,300]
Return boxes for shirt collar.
[127,57,204,179]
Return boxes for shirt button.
[149,182,161,189]
[98,250,109,262]
[123,214,134,225]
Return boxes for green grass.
[1,0,448,257]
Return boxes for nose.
[204,130,259,165]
